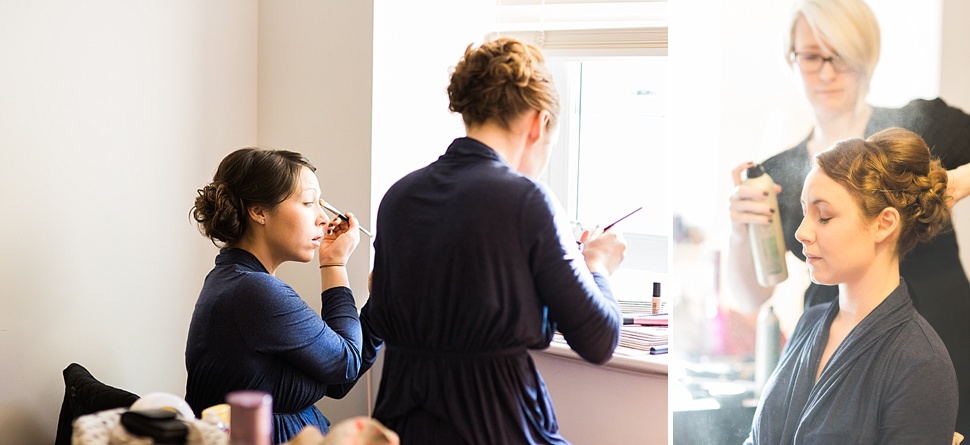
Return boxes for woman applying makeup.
[186,148,380,443]
[359,37,626,444]
[745,128,958,444]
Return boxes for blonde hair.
[815,128,950,257]
[447,37,560,130]
[783,0,881,83]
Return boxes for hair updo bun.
[192,181,245,247]
[447,37,559,130]
[190,148,315,247]
[815,127,950,257]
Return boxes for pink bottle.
[226,390,272,445]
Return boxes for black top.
[185,248,379,444]
[746,280,958,444]
[761,98,970,434]
[360,137,622,445]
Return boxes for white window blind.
[490,0,667,51]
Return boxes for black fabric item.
[54,363,140,445]
[120,409,188,444]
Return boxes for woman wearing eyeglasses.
[726,0,970,436]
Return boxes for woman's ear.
[248,206,267,226]
[873,206,900,244]
[525,109,549,147]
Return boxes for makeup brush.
[603,206,643,232]
[320,199,373,238]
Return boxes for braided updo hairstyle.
[447,37,560,130]
[191,148,315,247]
[815,127,950,257]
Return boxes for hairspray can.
[743,164,788,287]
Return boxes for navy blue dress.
[761,98,970,435]
[185,248,378,444]
[360,137,622,444]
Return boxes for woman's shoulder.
[763,139,808,164]
[889,97,970,166]
[899,97,957,114]
[863,311,955,394]
[216,265,295,305]
[761,139,811,184]
[895,314,953,363]
[885,97,970,131]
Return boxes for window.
[489,0,670,337]
[544,56,669,299]
[491,0,670,299]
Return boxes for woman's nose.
[795,217,812,245]
[818,59,837,81]
[316,203,329,224]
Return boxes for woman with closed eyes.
[725,0,970,436]
[745,128,958,444]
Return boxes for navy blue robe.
[185,248,377,444]
[360,137,622,444]
[746,280,958,444]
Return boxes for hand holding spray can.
[743,164,788,287]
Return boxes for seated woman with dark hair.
[186,148,380,444]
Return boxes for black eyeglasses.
[790,52,853,73]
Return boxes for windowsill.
[537,341,668,375]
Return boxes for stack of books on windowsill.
[550,299,669,356]
[618,299,668,355]
[616,325,668,356]
[550,325,668,357]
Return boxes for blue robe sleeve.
[232,279,364,386]
[520,185,622,364]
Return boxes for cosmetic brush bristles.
[320,199,373,237]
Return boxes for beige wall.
[257,0,375,422]
[371,0,493,202]
[1,1,966,443]
[941,0,970,273]
[0,1,258,443]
